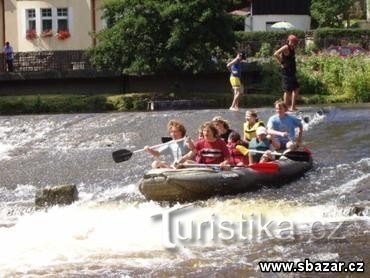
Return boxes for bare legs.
[283,87,299,111]
[230,86,242,111]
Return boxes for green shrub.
[256,43,272,58]
[298,55,370,102]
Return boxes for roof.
[229,7,250,16]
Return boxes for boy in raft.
[248,126,279,164]
[267,100,303,151]
[182,122,230,170]
[144,120,195,168]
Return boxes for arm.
[295,124,303,144]
[270,136,280,150]
[267,128,289,138]
[273,45,288,64]
[144,146,160,157]
[219,141,231,170]
[176,138,196,163]
[226,53,241,68]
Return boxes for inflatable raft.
[138,150,313,202]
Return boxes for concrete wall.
[0,71,237,95]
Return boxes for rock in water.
[35,184,78,207]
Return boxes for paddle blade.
[249,162,279,173]
[112,149,133,163]
[161,137,172,143]
[284,151,311,162]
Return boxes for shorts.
[230,76,241,88]
[282,74,299,92]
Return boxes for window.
[26,9,36,31]
[41,8,52,32]
[57,8,69,31]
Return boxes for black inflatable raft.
[138,151,313,203]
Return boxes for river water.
[0,105,369,276]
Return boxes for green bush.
[298,55,370,102]
[231,15,245,31]
[255,43,272,58]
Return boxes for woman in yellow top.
[243,110,265,143]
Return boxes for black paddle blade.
[112,149,133,163]
[161,136,172,143]
[284,151,311,162]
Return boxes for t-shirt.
[195,138,230,164]
[230,63,241,78]
[157,138,190,162]
[267,114,302,144]
[3,45,13,60]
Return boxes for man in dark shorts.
[273,34,299,111]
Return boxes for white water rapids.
[0,106,369,276]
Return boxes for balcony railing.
[0,50,95,72]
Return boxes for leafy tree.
[311,0,353,28]
[89,0,236,74]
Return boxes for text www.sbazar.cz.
[259,259,365,273]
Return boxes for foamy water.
[1,106,369,276]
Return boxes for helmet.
[287,34,298,42]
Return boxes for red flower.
[26,29,38,40]
[57,30,71,40]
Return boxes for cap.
[288,34,298,42]
[256,126,267,135]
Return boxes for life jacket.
[249,138,271,161]
[243,121,264,141]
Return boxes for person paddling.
[144,120,195,168]
[267,101,303,151]
[248,126,279,164]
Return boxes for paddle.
[161,136,173,143]
[181,162,279,173]
[249,150,311,162]
[112,137,186,163]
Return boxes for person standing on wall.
[273,35,299,111]
[227,51,245,111]
[3,42,14,72]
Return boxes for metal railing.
[0,50,95,72]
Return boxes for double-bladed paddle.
[112,137,186,163]
[250,150,311,162]
[181,162,279,173]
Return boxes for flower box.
[26,29,38,40]
[41,30,53,38]
[57,30,71,40]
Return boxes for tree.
[311,0,353,28]
[89,0,236,74]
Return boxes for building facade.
[0,0,105,52]
[246,0,311,31]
